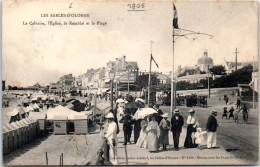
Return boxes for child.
[194,127,207,150]
[159,113,170,151]
[222,107,228,120]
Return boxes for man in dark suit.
[171,108,184,151]
[120,109,134,145]
[206,110,219,149]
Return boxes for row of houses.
[49,56,140,95]
[47,56,173,96]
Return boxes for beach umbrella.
[133,108,157,120]
[116,98,125,103]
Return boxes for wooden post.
[124,145,128,165]
[60,154,61,166]
[45,152,48,165]
[62,153,63,166]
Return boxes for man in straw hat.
[206,110,219,149]
[171,109,184,151]
[104,112,119,165]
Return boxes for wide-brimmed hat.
[105,112,114,119]
[188,109,195,113]
[162,113,168,118]
[174,109,180,113]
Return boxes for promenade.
[116,122,247,165]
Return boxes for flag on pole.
[151,55,159,68]
[173,3,179,29]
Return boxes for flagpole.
[148,41,153,106]
[171,27,175,114]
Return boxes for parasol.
[116,98,125,103]
[133,108,157,120]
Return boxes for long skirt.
[184,124,197,148]
[159,129,169,145]
[134,120,142,143]
[147,129,159,151]
[136,129,148,148]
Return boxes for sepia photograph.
[1,0,259,165]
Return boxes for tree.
[135,74,160,89]
[209,65,226,75]
[213,65,253,88]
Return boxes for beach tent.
[2,124,16,154]
[32,90,45,97]
[32,103,40,112]
[53,115,68,135]
[46,105,78,120]
[16,105,26,118]
[41,95,48,101]
[16,121,29,144]
[4,123,18,149]
[74,114,89,134]
[2,125,11,154]
[10,122,24,147]
[8,108,20,123]
[31,96,38,102]
[26,117,38,138]
[29,112,47,135]
[20,118,33,141]
[25,106,34,117]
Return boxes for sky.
[2,0,258,87]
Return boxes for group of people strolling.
[134,108,219,152]
[103,103,220,165]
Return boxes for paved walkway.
[116,121,247,165]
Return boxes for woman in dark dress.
[184,109,198,148]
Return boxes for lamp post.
[208,65,211,98]
[109,72,115,110]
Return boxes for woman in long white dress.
[146,115,160,152]
[136,117,148,148]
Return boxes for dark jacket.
[120,114,133,130]
[206,114,218,132]
[171,114,184,133]
[156,109,164,124]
